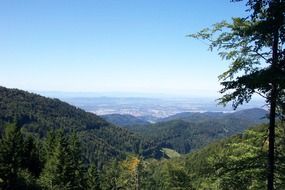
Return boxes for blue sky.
[0,0,248,97]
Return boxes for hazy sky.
[0,0,248,97]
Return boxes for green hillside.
[102,114,150,127]
[0,86,147,163]
[136,124,285,189]
[127,109,267,154]
[160,108,267,124]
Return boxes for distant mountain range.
[159,108,267,123]
[103,108,267,127]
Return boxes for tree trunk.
[267,23,279,190]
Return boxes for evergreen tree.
[23,135,42,177]
[0,123,25,190]
[68,132,85,190]
[100,160,122,190]
[39,130,85,190]
[86,163,101,190]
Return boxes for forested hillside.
[0,86,150,163]
[102,114,150,127]
[159,108,267,123]
[2,115,283,189]
[125,109,267,154]
[130,123,285,189]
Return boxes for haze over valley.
[57,95,265,119]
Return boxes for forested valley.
[1,0,285,189]
[0,85,284,190]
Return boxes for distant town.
[61,96,265,118]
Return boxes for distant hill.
[127,108,268,154]
[159,111,224,122]
[102,114,150,127]
[0,86,151,163]
[228,108,268,123]
[160,108,267,123]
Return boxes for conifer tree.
[100,160,122,190]
[39,130,85,190]
[0,123,25,190]
[23,135,42,177]
[86,163,101,190]
[68,132,85,190]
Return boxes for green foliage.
[126,124,284,190]
[86,163,101,190]
[183,124,285,189]
[138,158,192,190]
[23,135,42,177]
[100,160,122,190]
[0,123,41,190]
[0,123,25,189]
[208,129,267,189]
[275,122,285,189]
[39,130,85,190]
[189,3,285,108]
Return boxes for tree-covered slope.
[0,86,146,163]
[128,109,268,154]
[137,124,285,189]
[160,108,267,124]
[102,114,150,127]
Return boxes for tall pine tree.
[39,130,85,190]
[0,123,25,190]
